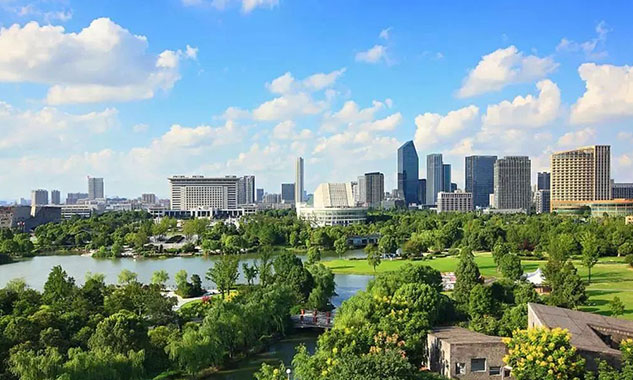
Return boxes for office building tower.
[465,155,497,208]
[398,141,419,205]
[142,193,157,204]
[493,156,531,211]
[351,181,360,204]
[88,177,104,200]
[50,190,61,205]
[537,172,551,191]
[168,176,239,210]
[451,183,457,192]
[418,179,426,205]
[442,164,452,192]
[535,190,551,214]
[612,183,633,199]
[551,146,611,211]
[256,188,264,203]
[426,153,443,205]
[359,172,384,208]
[31,189,48,206]
[66,192,88,205]
[281,183,295,203]
[237,175,255,205]
[295,157,304,203]
[263,193,281,204]
[437,192,473,213]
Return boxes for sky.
[1,0,633,200]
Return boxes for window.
[490,366,501,375]
[471,358,486,372]
[455,362,466,375]
[504,368,512,377]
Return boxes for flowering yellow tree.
[503,328,585,380]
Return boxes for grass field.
[324,253,633,320]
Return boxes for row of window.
[455,358,510,377]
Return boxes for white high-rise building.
[295,157,304,203]
[237,175,255,205]
[88,177,104,200]
[168,176,239,210]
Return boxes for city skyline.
[2,1,633,199]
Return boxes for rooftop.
[429,326,504,345]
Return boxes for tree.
[378,233,398,254]
[580,231,600,284]
[9,346,63,380]
[117,269,138,285]
[151,270,169,287]
[547,261,587,309]
[503,328,585,380]
[499,253,523,281]
[365,244,381,272]
[453,248,481,305]
[242,263,258,286]
[306,246,321,264]
[111,241,123,257]
[273,251,314,301]
[307,263,336,310]
[492,242,510,266]
[334,237,348,258]
[42,265,77,307]
[257,246,274,287]
[88,311,148,354]
[610,296,625,317]
[166,327,222,376]
[468,284,496,318]
[207,255,239,299]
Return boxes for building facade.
[437,192,473,213]
[493,156,531,211]
[418,179,427,205]
[88,177,104,200]
[168,176,239,210]
[612,182,633,199]
[537,172,551,191]
[359,172,384,208]
[397,141,419,206]
[442,163,452,193]
[237,175,255,205]
[256,188,264,203]
[297,183,368,227]
[50,190,61,205]
[295,157,304,203]
[141,193,157,204]
[65,192,88,205]
[465,155,497,208]
[551,145,611,212]
[31,189,48,206]
[534,189,551,214]
[281,183,295,203]
[426,153,444,205]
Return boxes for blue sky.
[1,0,633,200]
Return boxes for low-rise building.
[0,205,61,231]
[297,183,368,227]
[437,192,473,213]
[426,326,512,379]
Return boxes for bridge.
[291,310,335,330]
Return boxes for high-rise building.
[535,190,551,214]
[551,145,611,211]
[397,141,419,206]
[295,157,304,203]
[263,193,281,204]
[31,189,48,206]
[50,190,61,205]
[168,176,239,210]
[442,164,452,192]
[451,183,457,192]
[237,175,255,205]
[437,192,473,213]
[465,155,497,208]
[256,188,264,203]
[88,177,104,200]
[537,172,551,191]
[66,192,88,205]
[493,156,531,211]
[281,183,295,203]
[612,183,633,199]
[426,153,443,205]
[359,172,384,208]
[418,179,426,205]
[141,193,157,204]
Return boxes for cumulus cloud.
[557,127,596,147]
[414,105,480,150]
[267,68,346,94]
[556,21,609,60]
[272,120,313,140]
[570,63,633,124]
[0,18,196,104]
[482,80,561,128]
[355,45,388,64]
[182,0,278,13]
[457,46,558,98]
[321,100,387,132]
[252,92,325,121]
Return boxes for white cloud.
[379,27,392,40]
[0,18,196,104]
[355,44,387,64]
[482,79,561,128]
[272,120,313,140]
[556,21,609,60]
[457,45,558,98]
[132,123,149,133]
[182,0,278,13]
[241,0,278,12]
[321,100,386,132]
[414,105,479,149]
[557,127,596,147]
[252,92,324,121]
[361,112,402,131]
[570,63,633,124]
[267,68,346,94]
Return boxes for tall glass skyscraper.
[397,141,419,205]
[442,164,452,192]
[465,155,497,208]
[426,153,443,205]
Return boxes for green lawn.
[324,253,633,320]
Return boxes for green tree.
[273,251,314,301]
[334,237,348,258]
[88,311,148,354]
[242,263,258,286]
[453,248,481,305]
[307,263,336,310]
[111,241,123,257]
[9,346,63,380]
[257,246,274,287]
[468,284,496,318]
[610,296,625,317]
[207,255,239,299]
[306,246,321,264]
[151,270,169,287]
[117,269,138,285]
[42,265,77,307]
[580,231,600,284]
[365,243,381,272]
[166,327,222,376]
[499,253,523,281]
[378,233,398,254]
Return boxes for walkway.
[291,310,335,329]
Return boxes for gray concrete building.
[88,177,104,200]
[65,192,88,205]
[359,172,384,208]
[537,172,551,191]
[31,189,48,206]
[295,157,304,203]
[238,175,255,205]
[50,190,61,205]
[493,156,531,211]
[443,163,452,193]
[427,153,444,205]
[281,183,295,203]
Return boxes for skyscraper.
[465,155,497,208]
[50,190,61,205]
[295,157,304,203]
[237,175,255,205]
[551,146,611,211]
[426,153,443,205]
[31,189,48,206]
[281,183,295,203]
[493,156,531,211]
[537,172,551,191]
[418,179,426,205]
[88,177,104,200]
[397,141,419,206]
[256,188,264,203]
[442,163,452,192]
[359,172,384,208]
